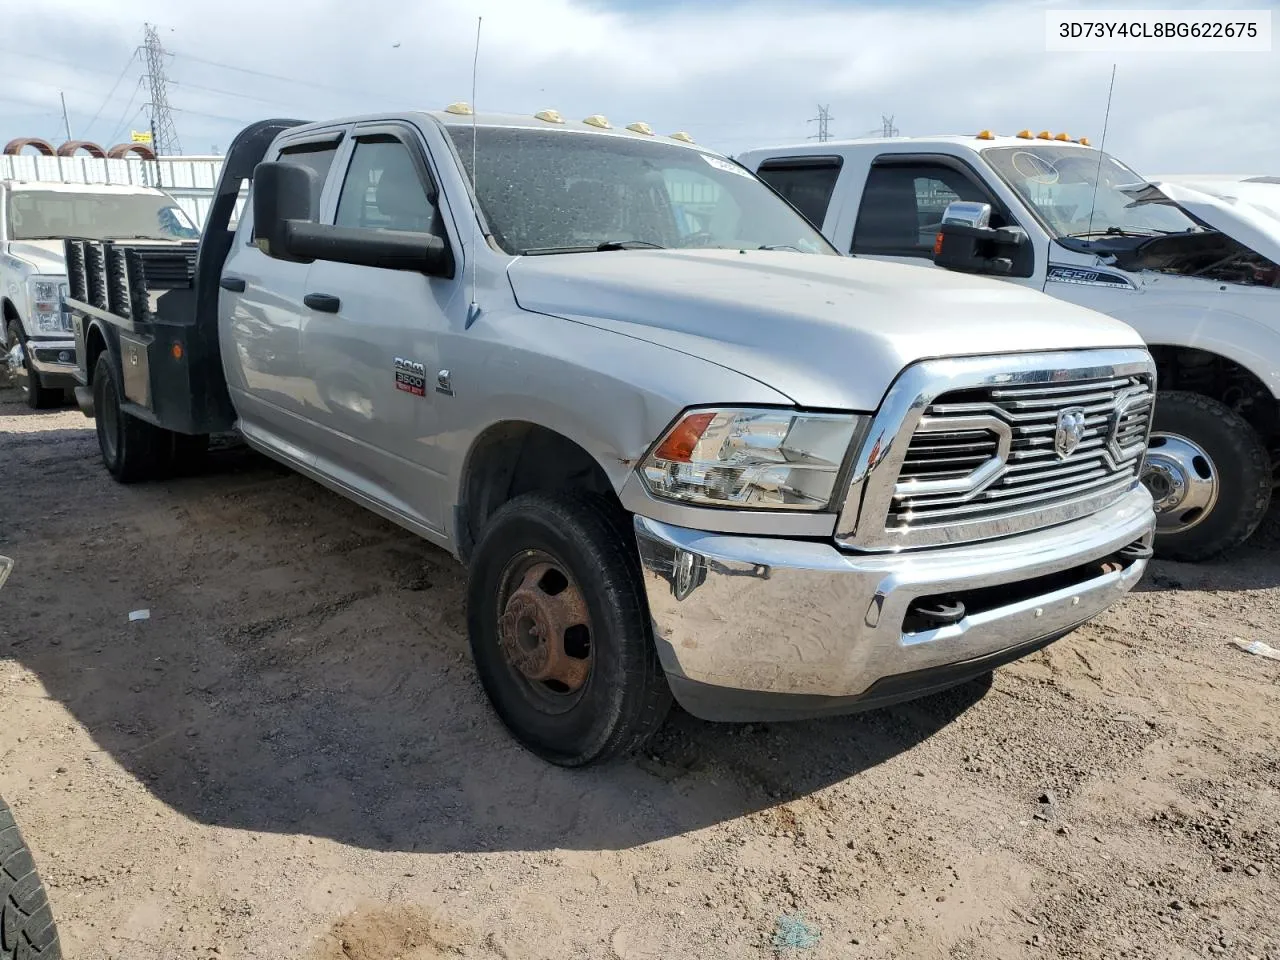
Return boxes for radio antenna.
[1084,63,1117,240]
[467,16,482,325]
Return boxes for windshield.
[983,145,1200,238]
[446,127,837,256]
[6,190,200,242]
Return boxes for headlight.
[27,276,70,333]
[640,407,866,510]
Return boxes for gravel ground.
[1,380,1279,960]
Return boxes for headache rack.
[61,117,306,436]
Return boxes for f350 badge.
[394,357,426,397]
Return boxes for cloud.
[1,0,1276,173]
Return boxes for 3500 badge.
[394,357,427,396]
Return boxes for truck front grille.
[833,349,1158,551]
[889,374,1154,532]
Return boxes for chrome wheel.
[1142,432,1219,534]
[6,327,29,396]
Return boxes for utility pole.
[807,104,833,143]
[141,23,181,156]
[58,92,73,141]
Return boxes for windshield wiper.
[520,240,665,256]
[1067,227,1170,240]
[757,244,802,252]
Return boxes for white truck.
[64,110,1156,766]
[739,134,1280,561]
[1,180,200,407]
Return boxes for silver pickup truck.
[63,108,1157,766]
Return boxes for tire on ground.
[1148,390,1272,562]
[92,352,173,483]
[6,323,62,411]
[467,492,672,766]
[0,795,62,960]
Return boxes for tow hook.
[1117,541,1154,563]
[904,596,966,633]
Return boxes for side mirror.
[287,224,455,278]
[940,200,992,229]
[934,202,1026,277]
[252,161,318,263]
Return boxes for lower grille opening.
[901,537,1149,635]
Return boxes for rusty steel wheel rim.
[497,550,594,710]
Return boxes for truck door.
[849,154,1041,289]
[296,123,459,535]
[219,130,344,456]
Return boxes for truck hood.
[1131,181,1280,266]
[3,240,65,275]
[506,249,1144,410]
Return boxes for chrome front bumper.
[26,338,77,376]
[635,484,1155,721]
[10,337,78,388]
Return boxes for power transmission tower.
[807,104,833,143]
[880,114,899,138]
[141,23,181,156]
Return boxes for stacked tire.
[0,796,61,959]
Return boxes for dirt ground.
[1,380,1279,960]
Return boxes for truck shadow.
[0,414,1047,855]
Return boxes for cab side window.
[335,137,439,235]
[756,157,842,229]
[276,141,339,212]
[852,161,1004,256]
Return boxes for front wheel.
[0,795,62,959]
[467,493,672,766]
[1142,391,1272,562]
[6,323,62,410]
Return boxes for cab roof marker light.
[1054,132,1071,141]
[976,129,995,140]
[534,109,564,123]
[444,101,474,115]
[626,121,654,136]
[1037,130,1053,139]
[669,131,695,143]
[1077,136,1091,146]
[1016,129,1034,139]
[582,114,611,129]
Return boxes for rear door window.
[756,156,843,229]
[276,140,340,212]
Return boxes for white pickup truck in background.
[1,180,200,407]
[739,134,1280,562]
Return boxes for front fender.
[1107,294,1280,399]
[443,307,795,508]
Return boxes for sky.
[1,0,1276,175]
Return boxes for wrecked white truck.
[741,134,1280,561]
[64,109,1156,765]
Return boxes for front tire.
[1143,391,1272,562]
[92,352,172,483]
[0,795,62,960]
[467,493,672,766]
[6,323,62,410]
